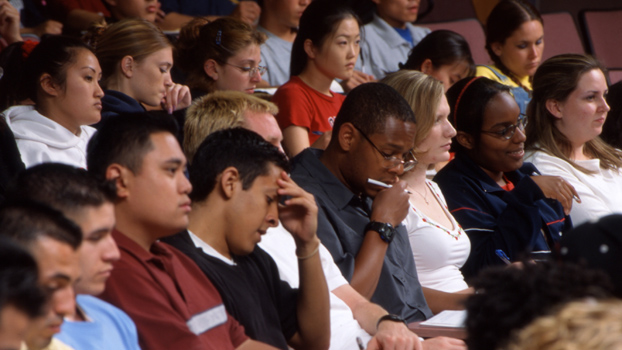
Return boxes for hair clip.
[215,30,222,46]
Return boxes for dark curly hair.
[465,260,613,350]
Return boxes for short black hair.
[189,128,290,202]
[8,163,116,213]
[0,200,82,250]
[332,82,416,138]
[0,238,46,319]
[465,261,613,350]
[87,112,179,184]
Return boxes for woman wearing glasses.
[272,2,362,158]
[175,17,266,98]
[525,54,622,226]
[381,71,472,303]
[85,18,191,121]
[434,77,574,280]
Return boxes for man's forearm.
[351,230,388,299]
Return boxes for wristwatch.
[376,314,408,330]
[365,221,397,243]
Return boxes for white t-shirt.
[258,223,372,350]
[525,150,622,226]
[403,180,470,292]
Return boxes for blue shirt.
[56,295,141,350]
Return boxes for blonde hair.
[507,299,622,350]
[175,17,266,93]
[84,18,171,89]
[526,54,622,173]
[184,91,278,163]
[380,70,444,156]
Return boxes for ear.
[420,59,433,74]
[106,164,130,199]
[39,73,60,97]
[303,39,317,60]
[218,166,241,200]
[337,122,357,152]
[545,99,563,119]
[120,55,134,78]
[204,59,219,81]
[491,42,503,57]
[456,131,475,150]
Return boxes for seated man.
[86,112,277,350]
[0,201,82,350]
[0,238,46,350]
[183,91,465,350]
[290,83,431,321]
[359,0,430,80]
[163,128,329,350]
[9,163,140,350]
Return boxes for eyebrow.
[163,158,185,166]
[87,227,112,237]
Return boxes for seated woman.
[175,17,266,98]
[476,0,543,114]
[400,30,475,91]
[271,2,361,158]
[2,35,102,168]
[85,18,191,122]
[525,54,622,226]
[434,77,574,280]
[381,70,470,293]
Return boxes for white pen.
[367,178,412,194]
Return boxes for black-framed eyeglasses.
[353,125,417,172]
[225,63,268,77]
[481,113,528,140]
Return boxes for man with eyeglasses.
[290,83,431,325]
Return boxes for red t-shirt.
[99,230,248,350]
[272,76,345,144]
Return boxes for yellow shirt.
[476,65,532,91]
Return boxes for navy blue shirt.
[290,148,433,323]
[434,153,572,279]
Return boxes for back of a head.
[400,30,475,76]
[189,128,289,203]
[465,261,613,350]
[332,82,415,140]
[507,299,622,350]
[380,70,444,147]
[559,214,622,298]
[601,81,622,149]
[0,41,32,110]
[87,112,178,183]
[84,18,171,89]
[485,0,542,66]
[7,163,115,215]
[0,238,46,319]
[184,90,278,163]
[290,0,360,77]
[175,17,266,92]
[20,35,93,104]
[0,201,82,250]
[445,76,510,154]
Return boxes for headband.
[453,76,482,126]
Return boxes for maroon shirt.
[99,230,248,350]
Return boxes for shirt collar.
[112,229,173,264]
[187,230,236,266]
[294,148,362,210]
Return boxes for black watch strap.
[376,314,408,330]
[365,221,396,243]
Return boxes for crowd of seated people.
[2,0,622,349]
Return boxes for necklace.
[410,185,429,205]
[409,183,463,240]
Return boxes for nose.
[250,70,262,83]
[52,286,76,318]
[300,0,310,6]
[266,202,279,228]
[444,120,457,138]
[600,97,611,112]
[512,125,527,142]
[528,44,538,59]
[163,74,173,88]
[178,171,192,194]
[95,81,104,98]
[103,235,121,262]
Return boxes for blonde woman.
[381,71,471,313]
